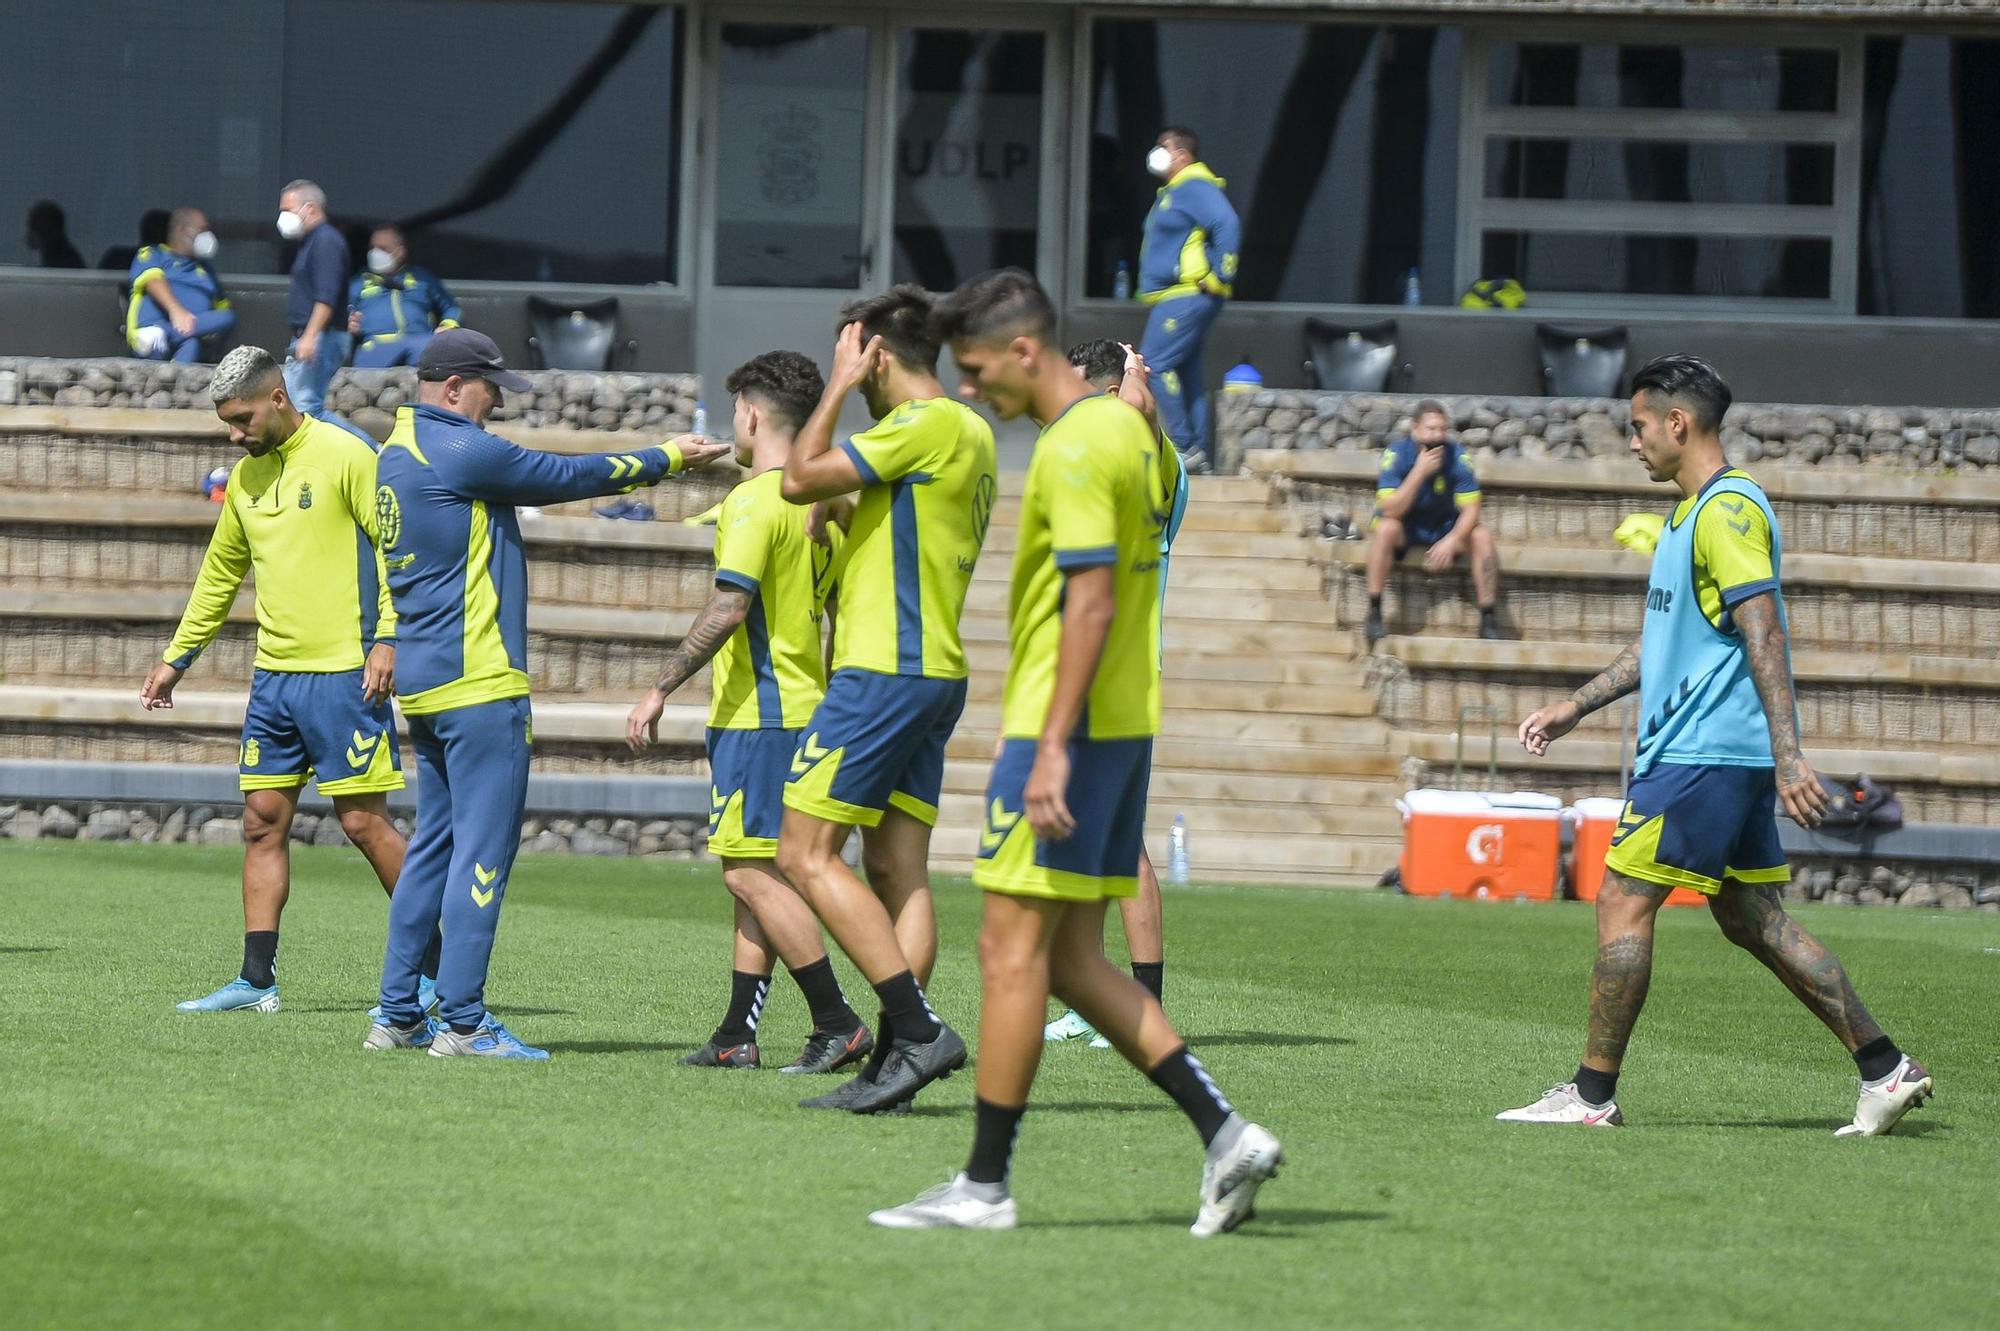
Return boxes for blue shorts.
[239,667,402,796]
[973,737,1153,901]
[1605,762,1789,895]
[782,668,967,828]
[706,726,798,859]
[1376,515,1455,549]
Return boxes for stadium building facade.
[4,0,1998,406]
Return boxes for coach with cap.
[276,178,351,415]
[365,328,729,1059]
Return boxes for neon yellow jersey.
[1674,467,1777,630]
[1000,394,1165,741]
[832,397,997,679]
[165,415,394,674]
[709,470,837,730]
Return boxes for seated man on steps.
[1364,400,1501,646]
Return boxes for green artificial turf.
[2,841,1994,1329]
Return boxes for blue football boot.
[176,977,280,1013]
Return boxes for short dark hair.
[1159,125,1200,157]
[1413,399,1450,423]
[1066,338,1124,387]
[838,284,940,373]
[723,350,824,434]
[931,267,1058,347]
[1630,354,1732,434]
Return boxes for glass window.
[1488,44,1839,113]
[1859,37,2000,319]
[1485,140,1835,207]
[892,29,1045,291]
[1,1,681,284]
[1482,231,1832,300]
[284,1,679,285]
[1086,19,1463,303]
[712,24,870,289]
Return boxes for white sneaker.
[1192,1114,1283,1237]
[1495,1082,1624,1127]
[1044,1009,1099,1043]
[869,1174,1018,1231]
[1835,1055,1932,1137]
[132,325,168,357]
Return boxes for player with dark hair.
[1502,353,1931,1136]
[627,351,871,1073]
[775,284,998,1114]
[870,269,1280,1234]
[1039,337,1185,1048]
[1365,398,1501,646]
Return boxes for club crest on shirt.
[298,481,313,509]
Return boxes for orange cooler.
[1395,789,1563,901]
[1567,797,1705,907]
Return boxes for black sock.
[1574,1064,1618,1106]
[1479,604,1498,624]
[1368,595,1383,615]
[1148,1044,1235,1147]
[241,931,278,989]
[965,1098,1026,1186]
[1131,961,1164,1004]
[1853,1035,1903,1082]
[788,957,861,1034]
[419,927,443,982]
[450,1021,481,1036]
[871,970,942,1043]
[712,971,771,1046]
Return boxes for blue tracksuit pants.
[352,333,433,368]
[135,308,239,362]
[1139,292,1223,459]
[377,695,532,1030]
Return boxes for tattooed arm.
[1518,635,1642,757]
[1733,591,1829,827]
[625,585,752,751]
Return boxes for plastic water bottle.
[691,400,708,437]
[1403,267,1423,306]
[1222,360,1263,394]
[1167,814,1191,886]
[1112,260,1133,302]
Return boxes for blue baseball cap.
[416,327,532,392]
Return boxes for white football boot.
[869,1174,1018,1231]
[1495,1082,1624,1127]
[1835,1055,1932,1137]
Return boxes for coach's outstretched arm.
[1518,634,1642,757]
[1733,593,1828,828]
[426,428,727,508]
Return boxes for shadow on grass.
[0,946,58,954]
[1034,1208,1388,1232]
[542,1039,693,1055]
[1190,1031,1354,1049]
[907,1101,1178,1119]
[1677,1116,1947,1137]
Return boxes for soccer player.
[1043,338,1184,1049]
[869,268,1281,1234]
[1501,354,1931,1136]
[775,285,998,1114]
[365,329,727,1058]
[142,345,432,1013]
[626,350,871,1073]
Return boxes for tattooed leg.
[1584,872,1674,1072]
[1469,524,1500,609]
[1710,880,1886,1052]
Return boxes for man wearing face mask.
[276,179,351,414]
[367,328,730,1059]
[125,208,236,362]
[346,226,461,368]
[1136,127,1240,473]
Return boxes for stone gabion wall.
[0,358,700,435]
[0,800,710,858]
[1219,391,2000,473]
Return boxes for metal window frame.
[1457,20,1865,314]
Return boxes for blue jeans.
[351,332,433,368]
[283,329,352,415]
[133,308,238,362]
[376,696,532,1030]
[1139,293,1223,459]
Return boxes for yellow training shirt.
[1000,393,1165,740]
[709,469,837,730]
[165,415,394,674]
[832,397,997,679]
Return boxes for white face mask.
[191,231,218,260]
[275,210,305,241]
[1146,145,1175,178]
[367,247,398,276]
